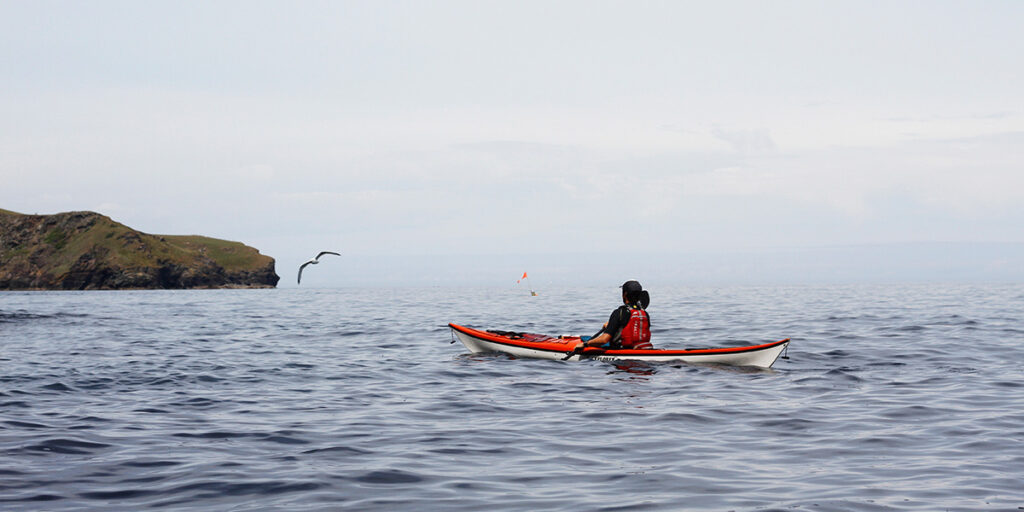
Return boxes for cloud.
[678,130,1024,229]
[710,127,778,155]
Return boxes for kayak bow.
[449,323,790,368]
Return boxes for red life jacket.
[619,306,652,349]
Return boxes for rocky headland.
[0,209,279,290]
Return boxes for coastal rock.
[0,209,280,290]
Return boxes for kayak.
[449,323,790,368]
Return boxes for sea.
[1,284,1022,511]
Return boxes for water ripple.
[0,285,1022,511]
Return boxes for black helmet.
[620,280,649,308]
[620,280,642,294]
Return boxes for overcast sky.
[2,1,1022,286]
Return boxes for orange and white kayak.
[449,323,790,368]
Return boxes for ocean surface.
[1,284,1022,511]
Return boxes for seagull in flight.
[297,251,340,284]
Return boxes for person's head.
[620,280,643,304]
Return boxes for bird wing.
[316,251,341,260]
[297,261,313,284]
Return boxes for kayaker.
[581,280,653,349]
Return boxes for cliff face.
[0,209,279,290]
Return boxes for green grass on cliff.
[161,235,271,272]
[2,210,275,290]
[8,212,271,277]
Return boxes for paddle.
[561,343,582,361]
[561,342,607,361]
